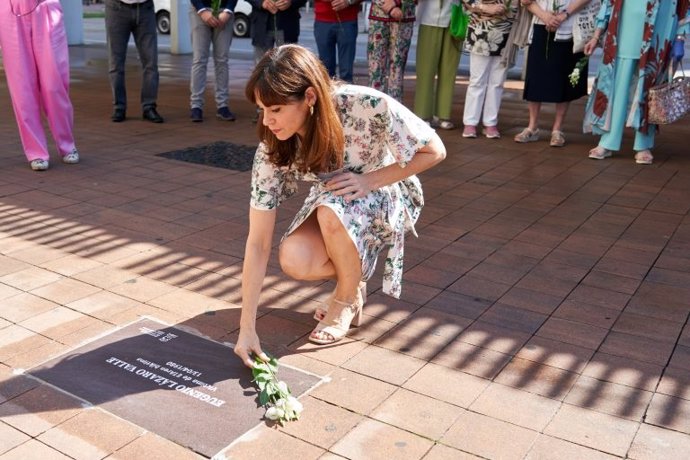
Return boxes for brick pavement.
[0,42,689,460]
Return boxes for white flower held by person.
[252,354,303,425]
[569,56,589,87]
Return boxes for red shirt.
[314,0,359,23]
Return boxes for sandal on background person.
[431,117,456,130]
[588,146,612,160]
[635,150,654,165]
[550,130,566,147]
[514,127,540,143]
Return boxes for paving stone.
[37,408,145,460]
[422,443,483,460]
[309,368,397,415]
[516,336,595,373]
[330,418,434,460]
[0,439,73,460]
[108,432,208,460]
[402,362,489,408]
[495,357,579,401]
[543,404,639,456]
[645,393,690,434]
[564,375,653,421]
[525,434,619,460]
[469,382,561,431]
[0,421,30,455]
[441,410,538,460]
[342,345,426,386]
[628,423,690,460]
[278,396,363,449]
[581,352,664,392]
[370,388,462,440]
[0,385,81,437]
[432,339,512,380]
[0,267,63,292]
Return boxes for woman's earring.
[309,105,314,116]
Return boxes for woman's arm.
[327,133,446,201]
[233,207,277,368]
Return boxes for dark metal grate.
[157,141,257,172]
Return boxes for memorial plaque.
[28,318,322,457]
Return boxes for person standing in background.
[105,0,164,123]
[461,0,517,139]
[189,0,238,123]
[514,0,592,147]
[0,0,80,171]
[367,0,417,101]
[414,0,462,130]
[249,0,307,60]
[248,0,307,122]
[313,0,362,83]
[584,0,689,165]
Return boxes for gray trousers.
[105,0,159,111]
[189,6,234,110]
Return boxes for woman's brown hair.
[245,45,345,173]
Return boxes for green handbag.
[450,3,469,40]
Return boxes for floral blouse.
[462,0,518,56]
[250,84,435,298]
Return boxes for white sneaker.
[62,149,80,164]
[30,159,49,171]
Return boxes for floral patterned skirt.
[282,182,409,298]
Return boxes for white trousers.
[463,53,508,127]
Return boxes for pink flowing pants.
[0,0,75,162]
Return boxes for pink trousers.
[0,0,75,162]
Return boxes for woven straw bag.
[648,66,690,125]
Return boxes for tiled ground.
[0,41,689,460]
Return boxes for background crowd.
[1,0,688,170]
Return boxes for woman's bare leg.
[528,101,541,131]
[279,207,362,302]
[553,102,569,132]
[279,212,336,281]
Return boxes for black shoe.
[216,107,236,121]
[190,107,203,122]
[111,108,126,122]
[142,107,164,123]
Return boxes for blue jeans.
[189,6,233,110]
[105,0,159,111]
[313,19,358,83]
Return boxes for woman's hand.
[326,171,374,202]
[583,37,599,56]
[542,11,562,31]
[234,325,269,369]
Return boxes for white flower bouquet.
[252,354,303,425]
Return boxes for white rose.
[277,381,289,395]
[285,396,303,415]
[265,406,285,420]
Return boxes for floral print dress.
[250,84,435,298]
[462,0,517,57]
